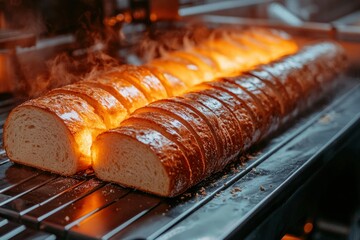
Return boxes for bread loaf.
[4,93,106,175]
[92,42,347,197]
[4,28,298,175]
[49,82,127,128]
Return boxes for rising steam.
[26,50,120,98]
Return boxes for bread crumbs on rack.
[199,187,207,196]
[230,187,242,194]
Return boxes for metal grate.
[0,77,359,239]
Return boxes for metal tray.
[0,75,359,239]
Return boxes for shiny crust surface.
[98,41,346,197]
[23,93,106,134]
[124,110,205,184]
[108,125,190,197]
[149,99,219,176]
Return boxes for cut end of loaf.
[92,133,171,197]
[4,106,84,175]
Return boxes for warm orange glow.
[25,28,298,171]
[304,222,313,234]
[75,129,95,159]
[281,234,302,240]
[150,13,158,21]
[116,13,125,21]
[146,29,298,91]
[148,59,202,88]
[124,13,132,23]
[0,54,10,93]
[78,29,298,170]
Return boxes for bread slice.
[92,125,190,197]
[169,51,217,81]
[233,75,282,132]
[193,47,239,77]
[187,90,244,164]
[122,110,205,184]
[182,92,235,169]
[49,82,127,129]
[144,65,188,96]
[244,29,298,60]
[247,69,292,123]
[225,76,279,137]
[148,99,219,176]
[148,59,203,87]
[83,77,148,114]
[142,66,174,97]
[192,83,254,149]
[204,80,264,143]
[106,65,168,102]
[201,38,254,72]
[4,93,106,175]
[261,63,305,113]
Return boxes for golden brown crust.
[49,83,127,128]
[247,69,292,122]
[144,65,188,96]
[123,110,205,184]
[106,126,190,197]
[142,65,174,97]
[148,59,202,87]
[193,83,253,150]
[148,99,218,176]
[205,80,263,143]
[4,93,106,174]
[260,65,304,117]
[24,93,106,135]
[226,75,281,137]
[237,75,282,132]
[180,92,235,171]
[169,51,217,81]
[193,47,238,76]
[187,89,244,165]
[84,77,149,113]
[106,65,168,102]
